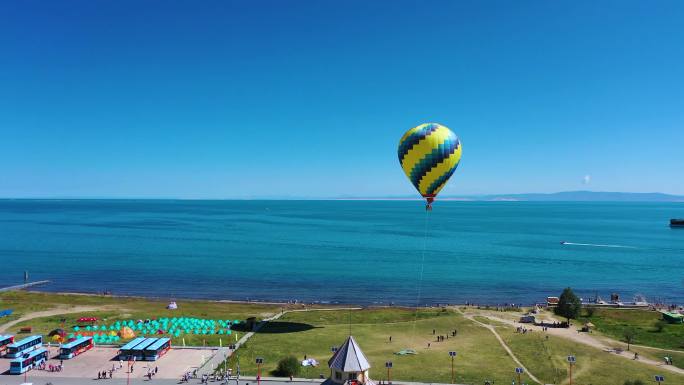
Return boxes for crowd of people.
[145,366,160,380]
[95,360,125,380]
[180,369,198,382]
[94,361,160,380]
[33,359,63,373]
[46,362,64,372]
[426,328,459,348]
[97,370,113,379]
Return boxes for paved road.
[197,310,287,376]
[0,375,468,385]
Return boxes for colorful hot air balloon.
[397,123,462,210]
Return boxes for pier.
[0,280,50,292]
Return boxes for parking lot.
[1,346,216,380]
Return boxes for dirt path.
[0,305,109,333]
[473,312,684,376]
[456,308,543,385]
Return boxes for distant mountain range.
[2,191,683,202]
[438,191,684,202]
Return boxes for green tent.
[663,312,684,324]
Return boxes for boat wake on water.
[560,241,638,249]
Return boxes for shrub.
[275,355,300,377]
[584,307,595,317]
[654,320,667,333]
[624,380,645,385]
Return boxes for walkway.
[0,305,108,333]
[3,375,470,385]
[197,307,362,375]
[0,279,50,292]
[472,311,684,376]
[456,308,543,385]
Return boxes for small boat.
[560,241,567,245]
[671,219,684,228]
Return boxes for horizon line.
[0,190,682,201]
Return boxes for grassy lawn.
[587,308,684,351]
[500,326,684,385]
[0,291,281,346]
[221,307,518,384]
[3,292,683,384]
[630,347,684,371]
[0,290,68,324]
[225,307,684,385]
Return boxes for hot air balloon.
[397,123,462,210]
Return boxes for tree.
[275,355,300,377]
[554,287,582,322]
[654,320,667,333]
[623,327,637,351]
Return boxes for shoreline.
[13,289,666,311]
[20,285,677,309]
[21,288,501,310]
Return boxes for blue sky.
[1,1,682,198]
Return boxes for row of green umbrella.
[67,333,121,344]
[73,317,240,337]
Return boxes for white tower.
[328,336,375,385]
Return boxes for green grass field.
[219,307,684,385]
[220,307,518,384]
[2,292,683,384]
[498,321,681,385]
[587,308,684,350]
[0,291,280,346]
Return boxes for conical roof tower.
[327,336,375,385]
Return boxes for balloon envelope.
[397,123,461,201]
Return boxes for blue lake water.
[1,200,683,305]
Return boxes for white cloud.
[583,175,591,185]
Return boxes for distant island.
[457,191,684,202]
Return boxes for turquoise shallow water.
[1,200,683,305]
